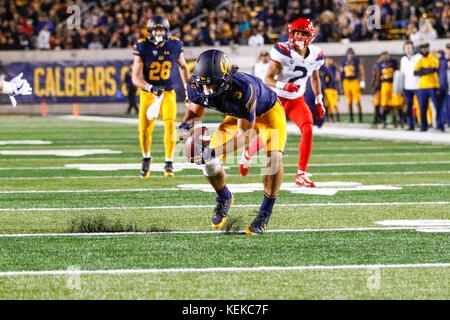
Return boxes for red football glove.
[283,83,299,92]
[315,94,325,120]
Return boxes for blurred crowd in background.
[0,0,448,50]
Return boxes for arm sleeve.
[187,85,202,105]
[270,44,286,64]
[132,41,141,57]
[176,40,184,59]
[314,50,325,70]
[243,82,256,122]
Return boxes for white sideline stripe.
[1,170,449,180]
[2,160,450,171]
[0,183,448,195]
[0,140,52,145]
[310,161,450,167]
[1,152,448,162]
[1,263,449,277]
[290,146,448,151]
[0,188,180,194]
[310,124,450,145]
[0,227,416,238]
[0,201,448,212]
[61,116,450,145]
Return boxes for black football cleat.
[140,157,151,179]
[211,193,234,230]
[164,161,174,177]
[245,210,271,235]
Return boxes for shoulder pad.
[273,42,292,58]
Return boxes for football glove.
[315,94,326,120]
[276,81,299,93]
[178,122,192,143]
[144,83,164,96]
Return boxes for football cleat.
[140,157,151,179]
[211,193,234,230]
[239,147,252,176]
[245,210,271,235]
[164,161,174,177]
[295,172,316,187]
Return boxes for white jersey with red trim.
[270,42,325,99]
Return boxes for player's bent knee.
[300,123,313,137]
[265,151,283,175]
[202,157,222,176]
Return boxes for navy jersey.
[320,64,337,89]
[379,59,398,83]
[133,37,183,89]
[340,58,360,80]
[187,72,278,122]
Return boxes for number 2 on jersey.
[149,61,172,81]
[288,66,308,83]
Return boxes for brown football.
[184,126,210,163]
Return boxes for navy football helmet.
[190,49,237,98]
[147,16,170,45]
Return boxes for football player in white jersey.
[239,18,325,187]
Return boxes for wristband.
[315,94,323,104]
[145,83,152,92]
[275,81,286,89]
[179,122,191,130]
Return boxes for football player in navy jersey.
[132,16,190,178]
[178,49,287,235]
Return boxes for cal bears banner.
[5,60,184,103]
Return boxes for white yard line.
[0,183,448,195]
[0,188,180,194]
[60,116,450,145]
[0,201,448,212]
[0,171,450,181]
[292,146,448,151]
[0,140,52,145]
[310,125,450,145]
[1,160,449,171]
[0,262,449,277]
[0,227,416,239]
[0,152,448,162]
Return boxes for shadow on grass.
[68,215,141,233]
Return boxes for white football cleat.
[295,171,316,188]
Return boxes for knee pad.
[202,157,222,177]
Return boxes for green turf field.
[0,115,449,299]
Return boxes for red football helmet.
[288,18,316,50]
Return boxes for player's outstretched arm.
[311,70,326,120]
[177,52,190,91]
[359,60,366,88]
[264,60,282,88]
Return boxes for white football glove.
[360,80,366,89]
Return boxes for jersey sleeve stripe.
[274,43,292,58]
[245,83,256,112]
[316,51,324,61]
